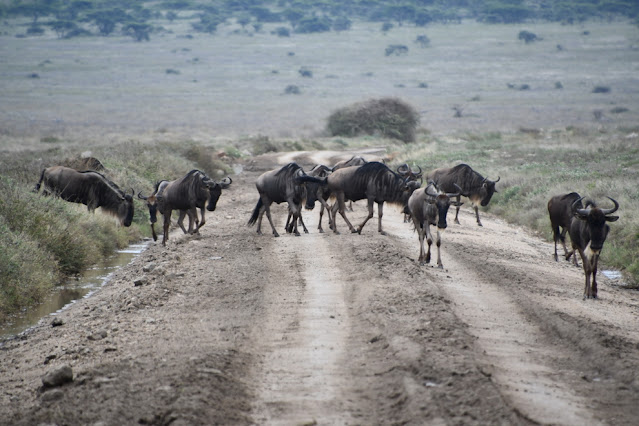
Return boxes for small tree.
[123,23,151,41]
[518,30,539,44]
[385,44,408,56]
[415,34,430,48]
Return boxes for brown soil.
[1,151,638,426]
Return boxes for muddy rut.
[1,152,638,425]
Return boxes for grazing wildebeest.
[303,164,334,233]
[427,163,499,226]
[34,166,134,227]
[569,196,619,299]
[138,180,196,242]
[153,170,232,245]
[547,192,583,265]
[408,182,461,267]
[328,161,421,235]
[248,162,326,237]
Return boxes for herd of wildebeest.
[33,155,619,300]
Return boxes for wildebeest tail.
[33,168,46,192]
[248,198,263,226]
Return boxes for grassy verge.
[393,126,639,287]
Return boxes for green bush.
[326,98,419,143]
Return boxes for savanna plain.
[1,17,639,425]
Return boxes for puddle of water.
[0,242,148,339]
[602,270,622,280]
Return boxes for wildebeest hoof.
[437,264,444,269]
[273,232,280,237]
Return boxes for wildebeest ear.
[606,215,619,222]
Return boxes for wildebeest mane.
[275,162,302,176]
[353,162,406,204]
[81,170,129,213]
[443,164,483,195]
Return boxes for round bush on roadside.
[326,98,419,143]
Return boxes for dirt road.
[1,152,638,425]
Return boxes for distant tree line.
[3,0,638,40]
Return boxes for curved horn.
[137,191,148,200]
[492,176,501,183]
[602,197,619,215]
[412,165,423,178]
[425,182,439,198]
[572,197,590,217]
[397,163,409,175]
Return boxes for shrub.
[381,22,393,32]
[415,34,430,48]
[332,16,351,31]
[593,85,611,93]
[284,85,300,94]
[326,97,419,143]
[385,44,408,56]
[298,67,312,78]
[518,30,538,44]
[273,26,290,37]
[295,16,331,33]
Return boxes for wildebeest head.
[397,163,423,183]
[203,176,233,211]
[572,196,619,252]
[425,182,462,229]
[304,164,332,210]
[478,176,500,206]
[119,190,135,227]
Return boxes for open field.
[1,19,638,144]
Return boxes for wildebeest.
[427,163,500,227]
[408,182,461,267]
[248,162,326,237]
[303,164,333,233]
[396,163,423,222]
[569,196,619,299]
[332,155,368,212]
[151,170,232,245]
[547,192,583,265]
[34,166,134,227]
[328,161,421,235]
[138,180,196,242]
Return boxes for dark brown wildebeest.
[328,161,421,235]
[547,192,583,265]
[138,180,197,242]
[396,163,423,222]
[34,166,134,227]
[408,182,461,267]
[427,163,499,226]
[303,164,334,233]
[152,170,232,245]
[569,196,619,299]
[248,162,326,237]
[332,155,368,212]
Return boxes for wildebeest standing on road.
[154,170,232,246]
[408,182,461,267]
[569,196,619,299]
[328,161,421,235]
[303,164,334,233]
[138,180,197,242]
[547,192,583,265]
[34,166,134,227]
[248,162,326,237]
[427,163,499,226]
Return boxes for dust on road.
[1,152,638,425]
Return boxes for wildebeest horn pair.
[572,196,619,217]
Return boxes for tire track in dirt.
[382,209,600,425]
[250,224,353,425]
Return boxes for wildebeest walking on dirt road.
[248,162,326,237]
[34,165,134,227]
[547,192,584,265]
[328,161,421,235]
[427,163,499,227]
[569,196,619,299]
[151,170,232,246]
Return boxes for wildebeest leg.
[454,195,461,224]
[177,211,189,234]
[424,223,433,264]
[286,201,302,236]
[591,252,600,299]
[415,219,426,265]
[263,203,279,237]
[576,248,592,299]
[377,202,386,235]
[162,209,173,246]
[435,228,443,268]
[317,197,332,233]
[356,198,375,234]
[193,207,204,233]
[150,223,158,242]
[333,193,356,234]
[474,205,483,226]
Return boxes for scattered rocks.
[133,276,148,287]
[42,365,73,388]
[87,330,108,341]
[51,318,64,327]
